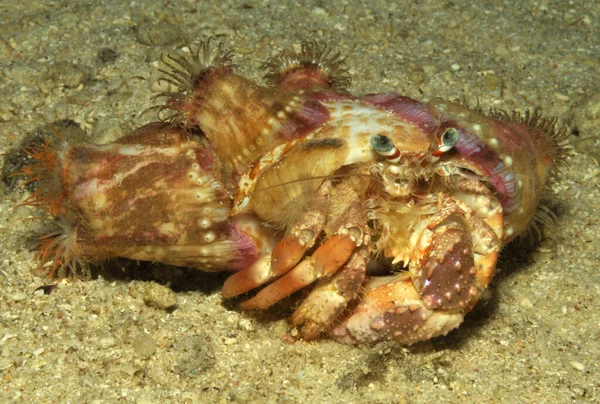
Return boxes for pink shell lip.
[447,124,521,214]
[227,223,261,271]
[361,93,438,134]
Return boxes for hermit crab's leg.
[270,215,324,275]
[269,181,333,275]
[239,179,366,310]
[291,225,370,340]
[221,180,331,298]
[239,234,357,310]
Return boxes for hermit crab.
[17,40,568,345]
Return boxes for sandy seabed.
[1,1,599,403]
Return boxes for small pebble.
[238,318,254,331]
[99,337,116,349]
[221,337,238,345]
[129,281,177,310]
[46,61,91,88]
[406,64,426,84]
[0,37,14,60]
[132,333,157,358]
[570,361,585,371]
[97,48,118,65]
[92,118,125,145]
[485,75,504,95]
[136,21,187,46]
[571,92,600,157]
[0,358,14,371]
[494,44,509,57]
[32,289,45,297]
[519,297,534,308]
[11,293,26,302]
[4,63,40,86]
[311,7,327,16]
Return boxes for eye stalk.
[370,134,401,163]
[433,127,460,156]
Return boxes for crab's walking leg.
[239,180,366,310]
[292,229,370,340]
[239,234,357,310]
[221,181,331,298]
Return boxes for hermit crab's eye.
[439,128,459,152]
[370,134,394,153]
[370,134,401,163]
[432,127,460,157]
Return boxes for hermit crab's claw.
[331,186,503,345]
[330,274,465,345]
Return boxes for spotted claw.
[330,190,503,345]
[330,274,465,345]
